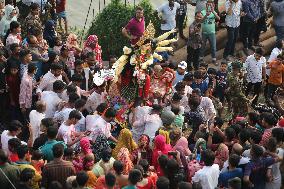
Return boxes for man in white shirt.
[157,0,180,35]
[36,63,63,98]
[223,0,242,60]
[41,80,65,118]
[192,149,220,189]
[54,92,79,125]
[88,107,118,143]
[129,98,152,142]
[244,47,266,106]
[58,110,87,147]
[86,103,108,132]
[85,80,107,113]
[61,84,77,102]
[29,101,46,144]
[1,120,26,155]
[132,104,163,142]
[192,88,216,125]
[73,99,86,132]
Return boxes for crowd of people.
[0,0,284,189]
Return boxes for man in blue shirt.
[219,154,243,188]
[191,70,208,96]
[243,144,281,189]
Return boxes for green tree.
[87,0,160,60]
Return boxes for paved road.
[66,0,196,29]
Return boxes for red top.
[6,74,20,106]
[56,0,66,13]
[125,17,145,45]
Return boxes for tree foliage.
[87,0,160,60]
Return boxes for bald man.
[221,143,250,173]
[231,143,244,156]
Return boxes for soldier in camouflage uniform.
[226,61,249,118]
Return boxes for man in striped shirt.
[41,143,75,189]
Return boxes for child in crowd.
[215,62,228,103]
[212,62,228,116]
[191,70,208,96]
[207,67,217,94]
[207,67,223,116]
[31,150,45,174]
[199,62,209,85]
